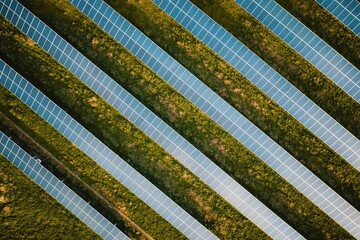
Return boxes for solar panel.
[0,130,129,240]
[151,0,360,172]
[234,0,360,103]
[0,1,301,238]
[1,0,358,237]
[316,0,360,35]
[0,60,214,240]
[149,0,360,238]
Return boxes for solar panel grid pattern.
[69,0,360,237]
[2,0,360,237]
[152,0,360,173]
[235,0,360,102]
[152,0,360,237]
[316,0,360,35]
[0,60,214,240]
[0,1,300,238]
[0,131,129,240]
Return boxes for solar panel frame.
[0,130,129,240]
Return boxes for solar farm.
[0,0,359,239]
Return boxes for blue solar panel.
[0,1,304,239]
[234,0,360,103]
[0,130,129,240]
[2,0,360,238]
[316,0,360,35]
[149,0,360,238]
[0,60,214,240]
[150,0,360,171]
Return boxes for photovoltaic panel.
[2,0,360,237]
[234,0,360,102]
[68,0,360,237]
[150,0,360,237]
[0,60,214,240]
[151,0,360,173]
[0,130,129,240]
[316,0,360,35]
[0,1,301,238]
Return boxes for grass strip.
[274,0,360,69]
[0,155,101,240]
[0,16,269,239]
[9,1,357,238]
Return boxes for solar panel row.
[316,0,360,35]
[152,0,360,172]
[0,60,215,240]
[70,0,360,238]
[64,1,360,234]
[234,0,360,102]
[1,1,300,238]
[0,130,129,240]
[150,0,360,238]
[1,0,358,237]
[65,2,307,240]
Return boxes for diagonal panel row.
[0,1,300,238]
[0,60,214,240]
[69,0,360,238]
[0,130,129,240]
[152,0,360,172]
[316,0,360,35]
[235,0,360,102]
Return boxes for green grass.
[0,155,101,240]
[0,15,269,239]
